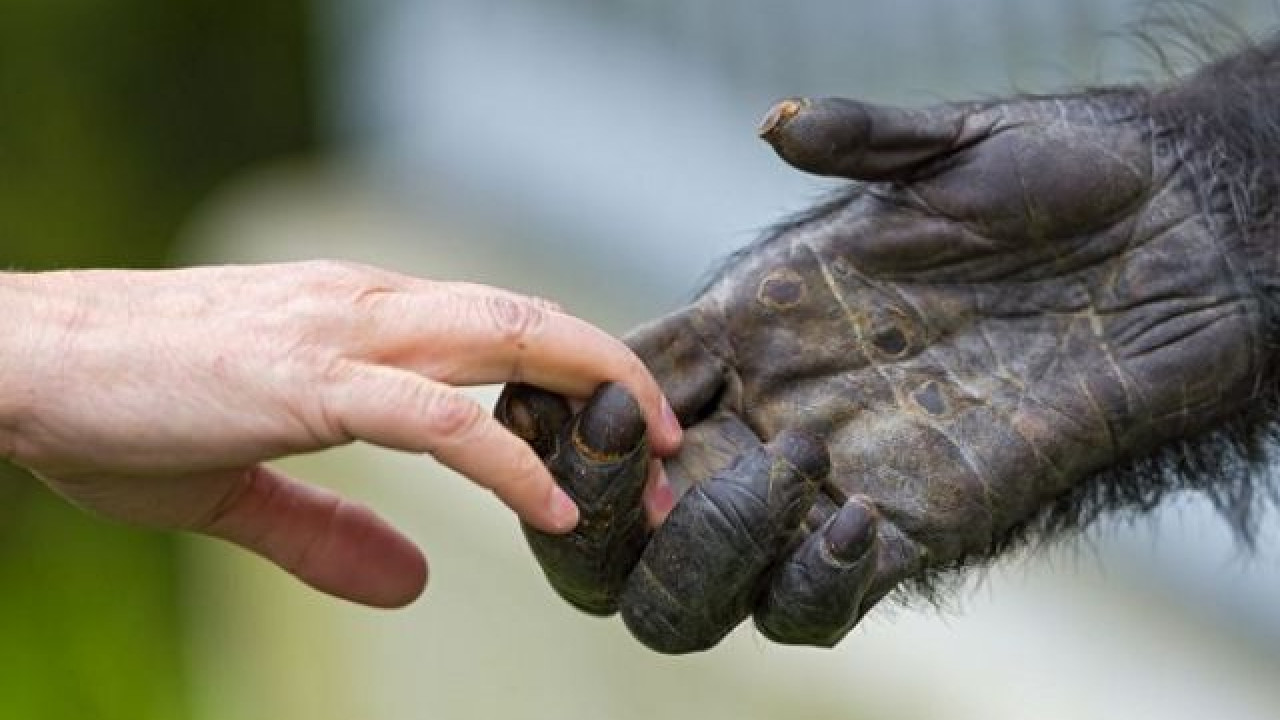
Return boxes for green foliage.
[0,1,315,718]
[0,0,315,269]
[0,468,187,720]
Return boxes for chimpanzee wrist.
[1153,43,1280,347]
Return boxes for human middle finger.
[375,287,682,455]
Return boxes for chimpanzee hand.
[499,82,1271,651]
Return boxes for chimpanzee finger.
[624,309,728,428]
[495,382,572,459]
[619,429,830,654]
[497,383,651,616]
[754,496,879,647]
[758,97,982,182]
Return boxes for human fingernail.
[548,486,579,532]
[644,462,677,525]
[661,399,682,444]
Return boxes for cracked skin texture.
[497,44,1278,653]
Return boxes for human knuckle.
[302,359,359,446]
[477,448,542,496]
[285,261,359,310]
[507,448,548,489]
[302,258,366,284]
[291,261,405,329]
[352,284,400,315]
[484,295,548,344]
[316,354,357,387]
[419,388,484,441]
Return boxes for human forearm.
[0,271,50,463]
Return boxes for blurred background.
[2,1,1279,718]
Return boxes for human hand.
[499,84,1270,650]
[0,261,680,607]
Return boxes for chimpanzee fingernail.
[767,429,831,483]
[502,394,537,440]
[824,498,876,564]
[547,486,580,532]
[576,384,645,458]
[495,384,570,459]
[758,98,806,140]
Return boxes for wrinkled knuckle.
[293,261,405,334]
[484,295,548,345]
[352,284,400,315]
[419,388,484,442]
[303,258,366,285]
[307,358,362,445]
[300,259,391,300]
[317,354,357,388]
[305,353,371,443]
[480,447,548,495]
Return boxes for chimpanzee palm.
[497,38,1280,653]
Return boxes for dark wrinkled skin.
[497,38,1280,653]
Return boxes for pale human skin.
[0,260,682,608]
